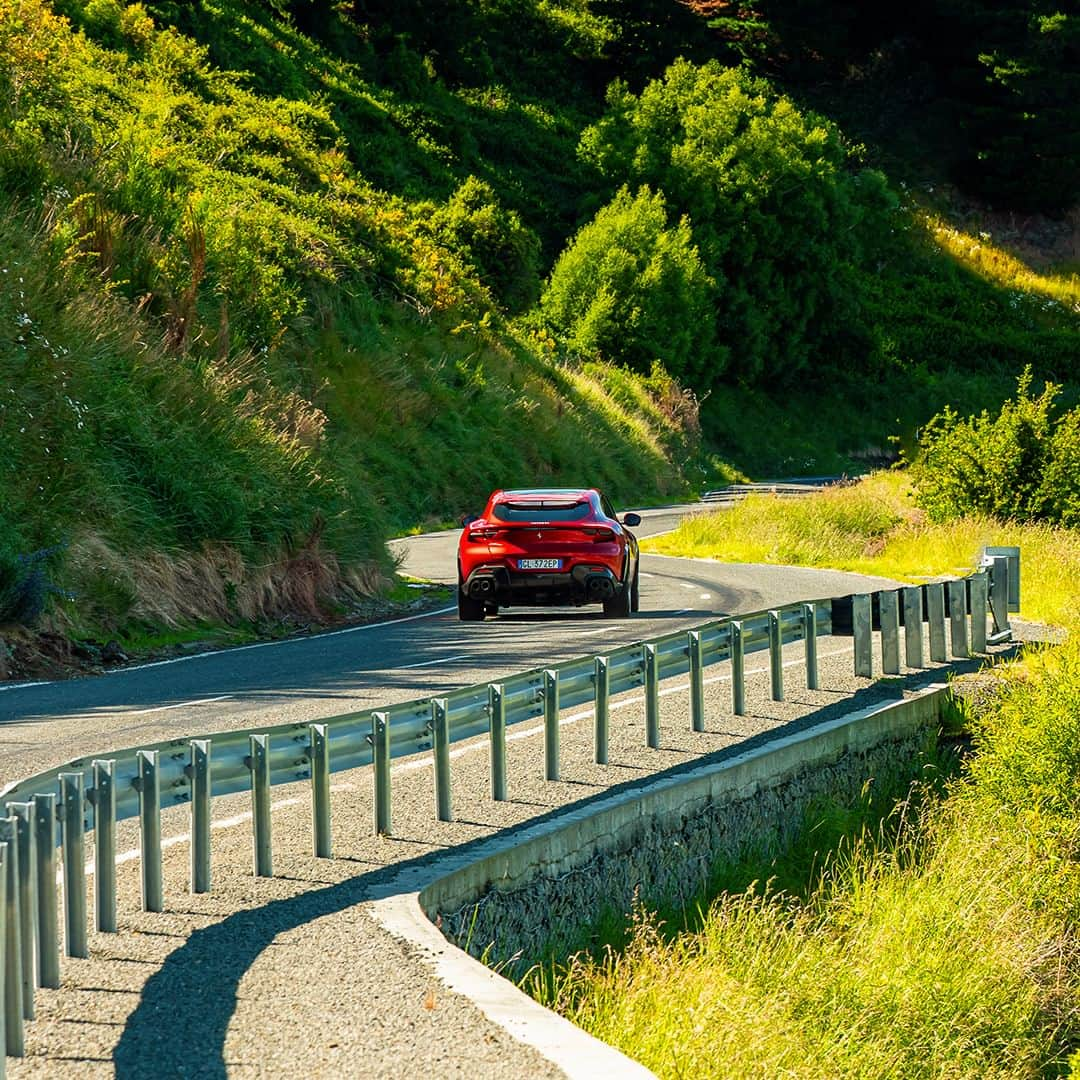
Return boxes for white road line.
[568,626,614,636]
[679,582,695,589]
[397,654,470,670]
[125,695,233,716]
[3,606,458,692]
[89,644,856,875]
[639,572,654,578]
[0,681,49,693]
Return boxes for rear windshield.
[491,500,591,523]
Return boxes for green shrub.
[909,369,1080,526]
[540,184,714,377]
[578,58,895,387]
[427,176,541,312]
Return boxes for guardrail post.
[488,686,508,800]
[768,611,784,701]
[432,699,453,821]
[59,772,88,957]
[927,582,947,662]
[802,604,818,690]
[308,730,328,855]
[902,587,924,668]
[948,580,969,658]
[688,632,705,732]
[91,760,117,934]
[372,713,391,836]
[544,670,561,779]
[642,646,660,748]
[32,794,58,989]
[593,658,609,765]
[249,735,272,878]
[190,740,212,893]
[880,590,901,675]
[137,750,163,912]
[8,804,36,1017]
[310,725,332,856]
[0,818,23,1056]
[989,556,1010,637]
[0,842,6,1067]
[853,594,873,678]
[970,573,989,653]
[731,621,746,716]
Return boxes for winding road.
[0,500,897,789]
[3,498,971,1079]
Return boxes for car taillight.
[467,527,502,542]
[585,527,615,542]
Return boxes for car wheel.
[458,581,486,621]
[603,583,632,618]
[630,566,640,612]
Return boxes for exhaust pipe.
[470,577,495,599]
[586,576,614,600]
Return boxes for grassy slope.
[535,476,1080,1077]
[0,0,698,642]
[1,0,1078,646]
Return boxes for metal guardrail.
[700,481,840,502]
[0,556,1016,1070]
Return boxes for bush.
[0,545,60,627]
[540,185,715,377]
[427,177,541,312]
[578,59,895,386]
[909,369,1080,526]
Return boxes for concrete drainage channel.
[371,687,948,1080]
[0,554,1019,1076]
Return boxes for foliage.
[1,0,1078,639]
[559,476,1080,1076]
[425,176,542,312]
[577,58,895,385]
[744,0,1080,213]
[909,370,1080,527]
[539,185,714,375]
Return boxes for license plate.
[518,558,561,570]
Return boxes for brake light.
[585,527,615,542]
[467,527,503,542]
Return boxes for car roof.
[494,488,596,501]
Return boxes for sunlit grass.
[921,211,1080,315]
[540,473,1080,1078]
[537,802,1064,1079]
[644,470,1080,629]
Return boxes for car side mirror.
[461,513,479,528]
[622,512,642,527]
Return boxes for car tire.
[458,583,486,622]
[630,566,640,613]
[603,583,632,618]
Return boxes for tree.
[540,185,715,379]
[578,59,892,386]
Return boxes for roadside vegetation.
[529,400,1080,1075]
[1,0,1077,658]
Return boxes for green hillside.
[1,0,1077,649]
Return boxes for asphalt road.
[5,501,985,1079]
[0,502,898,789]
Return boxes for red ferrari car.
[457,488,641,621]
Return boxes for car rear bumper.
[462,563,623,606]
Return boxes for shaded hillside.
[1,0,1077,648]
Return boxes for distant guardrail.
[0,554,1017,1069]
[700,480,843,502]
